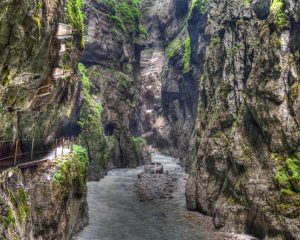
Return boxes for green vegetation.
[270,0,288,30]
[273,154,300,194]
[103,0,146,37]
[117,73,131,90]
[73,145,89,180]
[0,204,16,228]
[290,83,299,100]
[211,36,221,46]
[131,136,146,147]
[54,156,73,186]
[139,24,148,39]
[228,44,240,56]
[188,0,208,19]
[242,0,250,7]
[131,136,146,156]
[34,0,42,31]
[183,34,191,73]
[54,145,88,189]
[166,38,181,59]
[78,63,110,169]
[8,189,28,224]
[166,34,192,74]
[65,0,85,46]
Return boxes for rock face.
[0,0,90,238]
[186,0,300,239]
[82,0,203,165]
[0,151,88,240]
[0,0,83,151]
[136,0,206,161]
[81,0,149,171]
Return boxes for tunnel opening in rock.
[105,122,117,136]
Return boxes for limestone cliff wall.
[0,1,89,238]
[0,0,82,146]
[137,0,206,161]
[186,0,300,239]
[81,0,149,172]
[0,152,88,240]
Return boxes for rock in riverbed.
[135,172,178,201]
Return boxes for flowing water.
[75,154,213,240]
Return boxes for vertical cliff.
[0,0,89,239]
[136,0,207,161]
[0,0,83,148]
[81,0,149,172]
[186,0,300,239]
[0,148,88,240]
[81,0,203,165]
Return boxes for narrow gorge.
[0,0,299,239]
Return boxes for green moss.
[188,0,208,19]
[54,146,88,197]
[54,157,72,186]
[73,145,89,180]
[280,188,295,196]
[211,36,221,46]
[0,205,16,228]
[166,38,181,59]
[242,0,250,7]
[183,34,191,73]
[242,145,251,164]
[290,83,299,100]
[104,0,145,36]
[78,63,110,169]
[228,44,240,56]
[139,24,148,39]
[270,0,288,30]
[275,166,291,189]
[118,74,131,90]
[34,0,42,31]
[65,0,85,47]
[274,155,300,193]
[8,189,28,224]
[131,136,146,147]
[131,136,146,157]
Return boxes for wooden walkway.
[0,137,74,171]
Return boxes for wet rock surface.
[0,0,83,143]
[186,0,300,239]
[0,153,88,240]
[137,0,201,160]
[135,172,178,201]
[82,0,148,174]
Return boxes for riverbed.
[75,154,255,240]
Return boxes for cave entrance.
[105,123,117,136]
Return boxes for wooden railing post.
[13,138,19,166]
[61,137,64,155]
[55,139,58,158]
[71,137,74,153]
[30,138,35,161]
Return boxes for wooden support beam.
[55,139,58,159]
[14,139,19,166]
[31,138,35,161]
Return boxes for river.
[75,153,254,240]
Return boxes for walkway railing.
[0,137,75,170]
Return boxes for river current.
[75,154,218,240]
